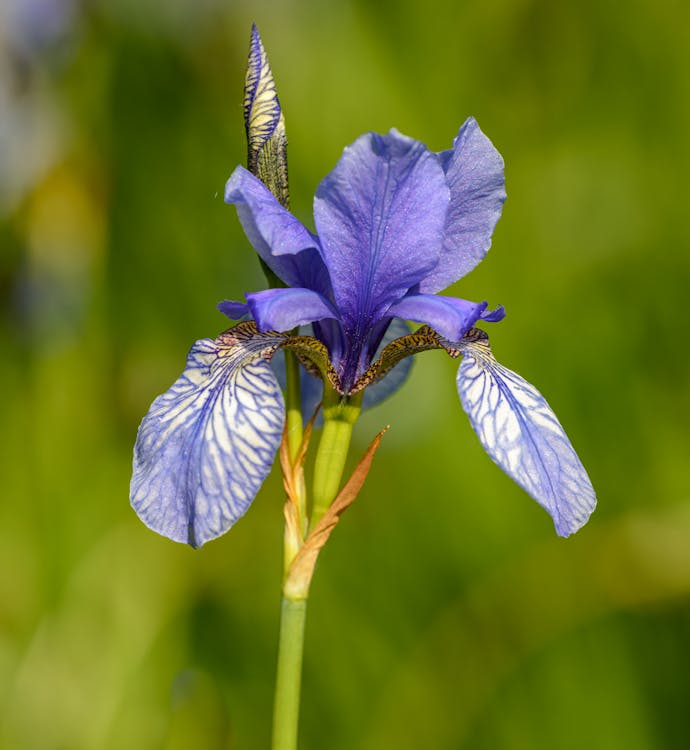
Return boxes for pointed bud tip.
[249,23,264,56]
[243,23,289,206]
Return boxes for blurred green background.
[2,0,690,748]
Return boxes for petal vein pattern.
[130,326,286,547]
[457,338,596,536]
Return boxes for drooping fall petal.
[131,325,286,547]
[456,331,596,537]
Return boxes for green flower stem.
[310,387,363,529]
[271,355,307,750]
[272,596,307,750]
[271,387,362,749]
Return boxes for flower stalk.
[273,394,378,749]
[311,387,363,528]
[241,26,313,747]
[272,597,307,750]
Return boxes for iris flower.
[130,41,596,549]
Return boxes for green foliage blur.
[2,0,690,747]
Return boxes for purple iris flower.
[130,32,596,547]
[220,120,506,393]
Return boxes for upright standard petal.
[314,129,449,331]
[456,331,596,536]
[421,118,506,293]
[130,324,286,547]
[225,166,330,293]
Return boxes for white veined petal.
[457,340,596,536]
[130,327,285,547]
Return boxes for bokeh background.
[2,0,690,747]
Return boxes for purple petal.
[420,118,506,293]
[387,293,490,341]
[361,318,414,410]
[481,304,506,323]
[246,287,338,332]
[312,318,345,373]
[225,166,330,293]
[457,339,596,537]
[272,319,414,423]
[313,129,449,331]
[218,300,250,320]
[130,328,286,547]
